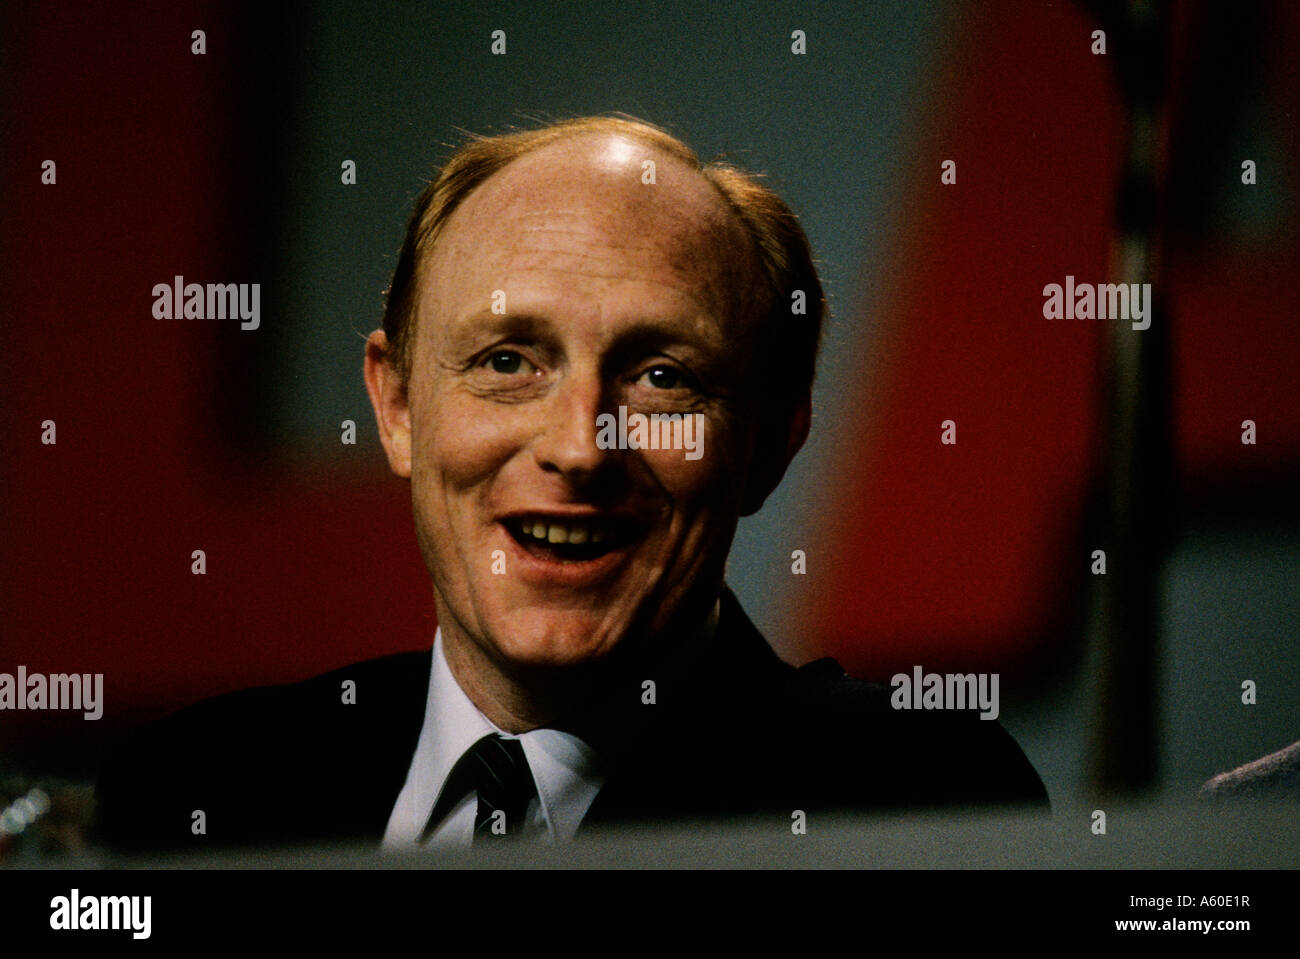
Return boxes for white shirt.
[382,629,604,850]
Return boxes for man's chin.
[478,607,636,671]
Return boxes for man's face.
[384,134,772,678]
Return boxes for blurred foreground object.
[1200,740,1300,803]
[0,772,94,865]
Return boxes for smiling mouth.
[504,516,642,563]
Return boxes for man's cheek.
[647,433,741,504]
[421,407,528,486]
[644,456,735,563]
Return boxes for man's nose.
[532,368,613,483]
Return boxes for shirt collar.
[384,628,604,847]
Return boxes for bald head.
[421,132,763,362]
[378,116,825,413]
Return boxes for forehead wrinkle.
[500,238,722,297]
[502,228,669,267]
[450,216,739,323]
[488,206,732,281]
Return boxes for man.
[97,116,1046,853]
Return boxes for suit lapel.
[579,588,794,829]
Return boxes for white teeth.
[518,520,608,546]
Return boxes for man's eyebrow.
[600,319,724,357]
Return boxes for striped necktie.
[420,733,540,843]
[470,732,535,836]
[468,733,538,841]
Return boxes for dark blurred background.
[2,0,1298,849]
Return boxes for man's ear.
[363,329,412,478]
[740,392,811,517]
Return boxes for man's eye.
[486,351,530,375]
[637,365,687,390]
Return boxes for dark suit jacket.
[96,591,1048,852]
